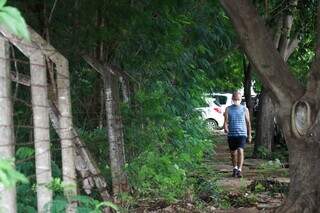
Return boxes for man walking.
[223,91,251,178]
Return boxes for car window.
[201,97,221,107]
[214,95,227,105]
[213,100,221,107]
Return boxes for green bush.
[125,84,214,202]
[48,195,119,213]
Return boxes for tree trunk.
[275,120,320,213]
[83,55,129,196]
[30,51,53,212]
[56,58,77,210]
[0,36,17,213]
[243,60,253,116]
[99,83,105,128]
[112,75,129,193]
[253,89,275,157]
[104,72,128,196]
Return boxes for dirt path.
[132,131,290,213]
[211,131,289,212]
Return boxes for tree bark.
[243,59,253,116]
[99,84,105,128]
[276,134,320,213]
[0,36,17,213]
[253,90,275,156]
[30,51,53,212]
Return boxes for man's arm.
[245,108,252,143]
[223,108,229,133]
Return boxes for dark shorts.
[228,136,247,151]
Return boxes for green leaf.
[0,170,10,186]
[0,159,28,187]
[73,195,94,206]
[0,0,6,9]
[16,147,35,160]
[47,199,67,213]
[0,6,30,40]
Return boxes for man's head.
[232,91,242,106]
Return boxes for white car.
[196,96,224,130]
[212,93,233,113]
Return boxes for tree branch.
[273,17,283,49]
[219,0,304,105]
[278,0,298,59]
[83,54,140,85]
[285,33,300,61]
[278,14,293,58]
[48,0,58,23]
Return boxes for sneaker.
[236,170,242,178]
[232,168,237,177]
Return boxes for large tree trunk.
[277,133,320,213]
[253,89,275,156]
[0,36,17,213]
[219,0,320,211]
[30,51,53,212]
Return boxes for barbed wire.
[26,167,109,184]
[0,35,116,193]
[0,56,71,80]
[0,138,84,147]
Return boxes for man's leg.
[237,148,244,171]
[230,150,237,168]
[236,136,246,178]
[230,150,238,177]
[228,137,238,177]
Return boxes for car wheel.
[206,119,218,130]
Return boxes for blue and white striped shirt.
[227,105,247,137]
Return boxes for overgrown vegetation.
[2,0,316,211]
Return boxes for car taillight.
[213,107,222,113]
